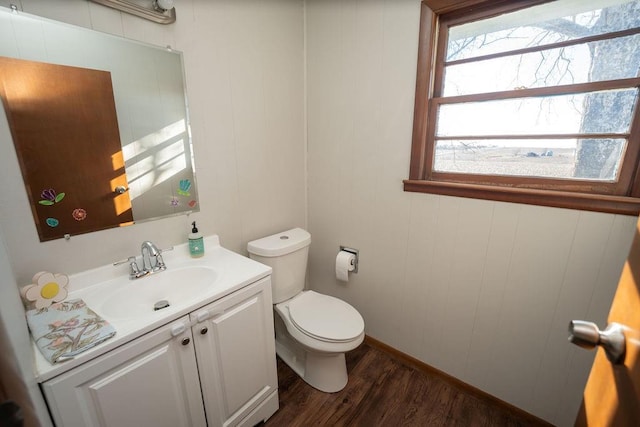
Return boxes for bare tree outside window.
[435,0,640,182]
[573,1,640,179]
[406,0,640,215]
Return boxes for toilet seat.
[287,291,364,343]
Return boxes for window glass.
[447,0,640,61]
[436,89,638,137]
[443,35,640,96]
[433,0,640,183]
[433,138,625,181]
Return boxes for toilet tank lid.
[247,228,311,257]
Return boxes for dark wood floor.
[264,341,548,426]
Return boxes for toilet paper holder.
[339,246,359,273]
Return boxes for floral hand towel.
[26,298,116,364]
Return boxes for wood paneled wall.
[305,1,637,425]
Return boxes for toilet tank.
[247,228,311,304]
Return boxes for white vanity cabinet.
[191,277,278,427]
[41,316,207,427]
[41,277,278,427]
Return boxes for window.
[405,0,640,215]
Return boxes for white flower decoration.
[21,271,69,309]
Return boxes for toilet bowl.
[274,290,364,392]
[247,228,365,392]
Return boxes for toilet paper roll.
[336,250,356,282]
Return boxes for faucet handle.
[156,247,173,270]
[113,256,137,267]
[114,256,145,279]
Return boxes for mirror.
[0,8,198,241]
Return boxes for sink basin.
[97,266,218,319]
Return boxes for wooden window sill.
[403,180,640,216]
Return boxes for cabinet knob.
[200,327,208,335]
[181,337,191,346]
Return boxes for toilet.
[247,228,365,392]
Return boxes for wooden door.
[0,56,133,241]
[42,317,206,427]
[191,278,278,427]
[575,217,640,426]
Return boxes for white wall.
[0,228,52,426]
[1,0,636,426]
[0,2,304,425]
[305,0,637,425]
[0,0,306,285]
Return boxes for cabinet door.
[191,277,278,427]
[42,317,206,427]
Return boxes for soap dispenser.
[189,221,204,258]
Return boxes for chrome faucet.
[141,240,166,273]
[113,241,171,280]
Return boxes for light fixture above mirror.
[88,0,176,24]
[153,0,175,12]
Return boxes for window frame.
[405,0,640,215]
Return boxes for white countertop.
[32,235,271,382]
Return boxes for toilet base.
[303,351,348,393]
[274,315,349,393]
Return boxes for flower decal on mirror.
[45,218,59,227]
[177,179,191,196]
[21,271,69,309]
[39,188,65,206]
[72,208,87,221]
